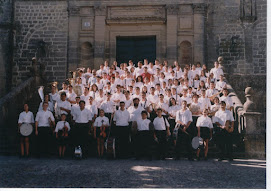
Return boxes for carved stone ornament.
[243,87,256,112]
[94,5,106,16]
[240,0,257,22]
[166,4,178,15]
[193,3,206,14]
[69,6,80,16]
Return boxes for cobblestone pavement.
[0,156,266,188]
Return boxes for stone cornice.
[193,3,206,14]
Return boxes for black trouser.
[155,130,167,159]
[37,126,52,156]
[72,123,89,156]
[105,113,113,124]
[115,125,130,158]
[136,130,152,158]
[215,126,233,159]
[175,125,193,159]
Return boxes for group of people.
[18,58,235,161]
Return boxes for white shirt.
[71,104,79,118]
[168,105,181,119]
[38,101,54,112]
[94,116,110,127]
[206,88,219,98]
[73,108,91,123]
[210,67,224,80]
[180,96,192,105]
[35,110,55,127]
[213,109,234,126]
[49,93,60,103]
[153,116,170,130]
[136,118,151,131]
[139,99,150,109]
[198,97,211,109]
[18,111,34,124]
[156,102,169,115]
[127,106,145,122]
[113,109,130,126]
[112,92,126,103]
[216,81,226,91]
[101,100,115,113]
[219,96,233,109]
[55,121,71,132]
[85,104,98,120]
[176,109,193,125]
[55,100,71,115]
[67,91,77,103]
[196,115,213,129]
[124,99,132,109]
[147,94,159,104]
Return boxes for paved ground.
[0,156,266,188]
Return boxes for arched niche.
[80,42,94,69]
[179,41,193,67]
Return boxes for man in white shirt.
[175,100,193,160]
[210,61,224,81]
[213,101,234,161]
[55,92,71,121]
[113,101,131,158]
[100,92,115,122]
[35,102,55,157]
[127,98,145,122]
[153,108,170,160]
[219,88,233,111]
[72,100,92,158]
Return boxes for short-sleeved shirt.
[18,111,34,124]
[113,109,130,126]
[73,108,91,123]
[94,116,110,127]
[127,106,145,122]
[175,109,193,125]
[213,109,234,126]
[55,121,71,132]
[153,116,170,130]
[196,115,213,129]
[136,118,151,131]
[35,110,55,127]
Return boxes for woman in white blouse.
[196,109,213,160]
[18,103,34,158]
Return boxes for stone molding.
[166,4,178,15]
[193,3,206,14]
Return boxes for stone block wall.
[12,0,68,86]
[0,0,13,98]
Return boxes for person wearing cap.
[100,92,115,123]
[113,101,131,158]
[175,100,193,160]
[72,100,92,158]
[131,110,154,160]
[213,101,234,161]
[55,114,70,158]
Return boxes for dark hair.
[141,110,148,115]
[157,108,162,112]
[61,92,66,97]
[120,101,125,105]
[79,100,85,105]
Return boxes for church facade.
[0,0,266,109]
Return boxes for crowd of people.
[18,58,235,161]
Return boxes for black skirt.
[57,130,69,146]
[200,127,211,140]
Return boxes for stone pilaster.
[94,5,106,69]
[193,3,206,65]
[166,5,178,65]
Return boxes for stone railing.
[0,76,40,153]
[226,83,265,159]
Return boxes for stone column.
[166,5,178,65]
[94,5,106,69]
[241,87,265,159]
[193,3,206,65]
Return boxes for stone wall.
[12,0,68,86]
[0,0,13,98]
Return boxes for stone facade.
[12,0,68,86]
[0,0,267,101]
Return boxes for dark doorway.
[116,36,156,65]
